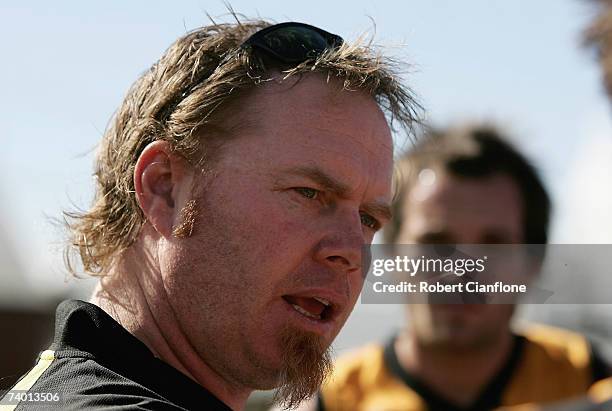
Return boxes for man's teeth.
[291,304,321,320]
[313,297,330,306]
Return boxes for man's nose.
[313,212,365,274]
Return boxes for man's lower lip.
[282,300,336,336]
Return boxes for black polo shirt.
[2,300,232,410]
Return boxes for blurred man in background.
[1,18,422,411]
[293,124,611,411]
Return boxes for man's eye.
[294,187,320,199]
[360,213,380,230]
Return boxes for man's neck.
[394,329,514,408]
[89,234,250,411]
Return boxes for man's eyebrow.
[362,201,392,222]
[279,166,392,221]
[280,166,351,197]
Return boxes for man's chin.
[271,324,333,409]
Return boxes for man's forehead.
[245,72,386,121]
[408,170,510,202]
[237,73,391,156]
[403,172,523,231]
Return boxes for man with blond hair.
[1,18,420,410]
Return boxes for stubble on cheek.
[172,199,198,238]
[272,324,333,409]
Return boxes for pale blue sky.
[1,0,611,294]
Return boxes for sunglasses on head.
[241,22,344,64]
[158,23,342,121]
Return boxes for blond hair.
[63,17,422,276]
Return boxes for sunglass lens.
[260,26,332,62]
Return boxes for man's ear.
[134,140,191,237]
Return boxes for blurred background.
[1,0,612,408]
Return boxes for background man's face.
[398,169,523,349]
[159,75,393,390]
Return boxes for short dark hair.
[385,124,551,244]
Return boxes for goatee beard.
[272,324,333,409]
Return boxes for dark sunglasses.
[158,23,342,121]
[241,22,344,63]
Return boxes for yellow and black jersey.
[319,326,611,411]
[0,300,231,411]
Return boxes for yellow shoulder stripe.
[0,350,55,411]
[589,377,612,403]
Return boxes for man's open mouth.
[282,295,334,321]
